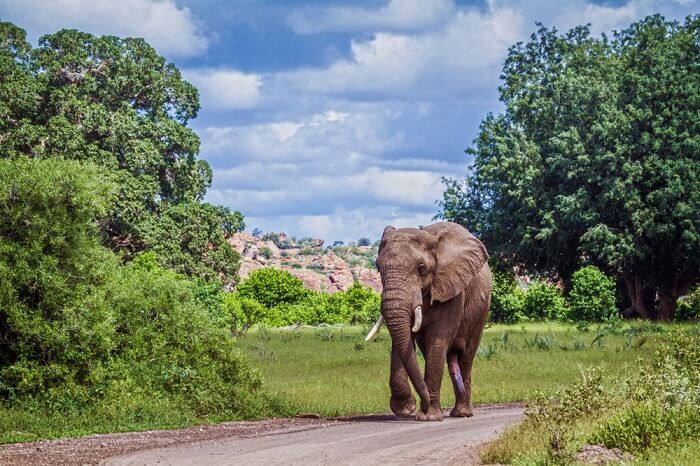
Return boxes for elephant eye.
[418,263,427,275]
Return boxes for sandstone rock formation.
[228,232,380,293]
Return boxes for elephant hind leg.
[448,349,473,418]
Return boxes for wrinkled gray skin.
[376,222,491,422]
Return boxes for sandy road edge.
[0,403,525,466]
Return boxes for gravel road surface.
[104,405,523,466]
[0,404,523,466]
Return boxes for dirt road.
[105,405,522,466]
[0,404,523,466]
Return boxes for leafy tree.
[439,15,700,320]
[0,22,243,283]
[357,237,371,247]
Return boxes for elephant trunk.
[382,288,430,412]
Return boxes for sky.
[1,0,697,244]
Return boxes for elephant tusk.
[365,315,384,341]
[411,306,422,333]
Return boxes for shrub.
[223,294,267,336]
[236,268,310,309]
[676,284,700,321]
[0,158,116,395]
[569,266,617,322]
[253,282,380,327]
[521,282,569,320]
[591,403,700,452]
[490,270,526,322]
[0,158,282,420]
[259,247,273,260]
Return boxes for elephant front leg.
[389,347,416,416]
[416,341,447,421]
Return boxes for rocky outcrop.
[353,266,382,293]
[228,232,380,293]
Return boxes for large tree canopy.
[0,22,243,283]
[439,15,700,320]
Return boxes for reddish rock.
[354,267,382,293]
[228,232,378,294]
[286,268,329,292]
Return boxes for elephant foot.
[449,403,473,418]
[390,395,416,417]
[416,405,443,422]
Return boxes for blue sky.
[1,0,697,243]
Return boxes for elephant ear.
[422,222,488,304]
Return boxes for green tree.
[439,16,700,320]
[0,22,242,283]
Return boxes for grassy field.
[1,321,692,448]
[238,321,679,416]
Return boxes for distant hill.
[228,232,381,293]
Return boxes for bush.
[0,158,282,421]
[676,284,700,321]
[569,266,617,322]
[591,403,700,452]
[223,294,267,336]
[0,158,116,394]
[490,270,526,322]
[521,282,569,320]
[236,268,309,309]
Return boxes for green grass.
[1,321,691,448]
[238,322,675,416]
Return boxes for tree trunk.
[657,293,676,322]
[623,273,653,319]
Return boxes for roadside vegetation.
[481,329,700,465]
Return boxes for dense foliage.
[230,269,380,330]
[236,268,311,309]
[439,15,700,320]
[0,158,281,423]
[569,266,618,322]
[0,21,242,283]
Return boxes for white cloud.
[287,0,456,35]
[183,69,262,110]
[277,6,523,99]
[243,207,437,244]
[0,0,209,57]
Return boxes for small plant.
[259,247,273,259]
[353,342,365,351]
[477,343,500,359]
[257,325,273,342]
[524,333,555,351]
[315,326,335,341]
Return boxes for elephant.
[365,221,491,421]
